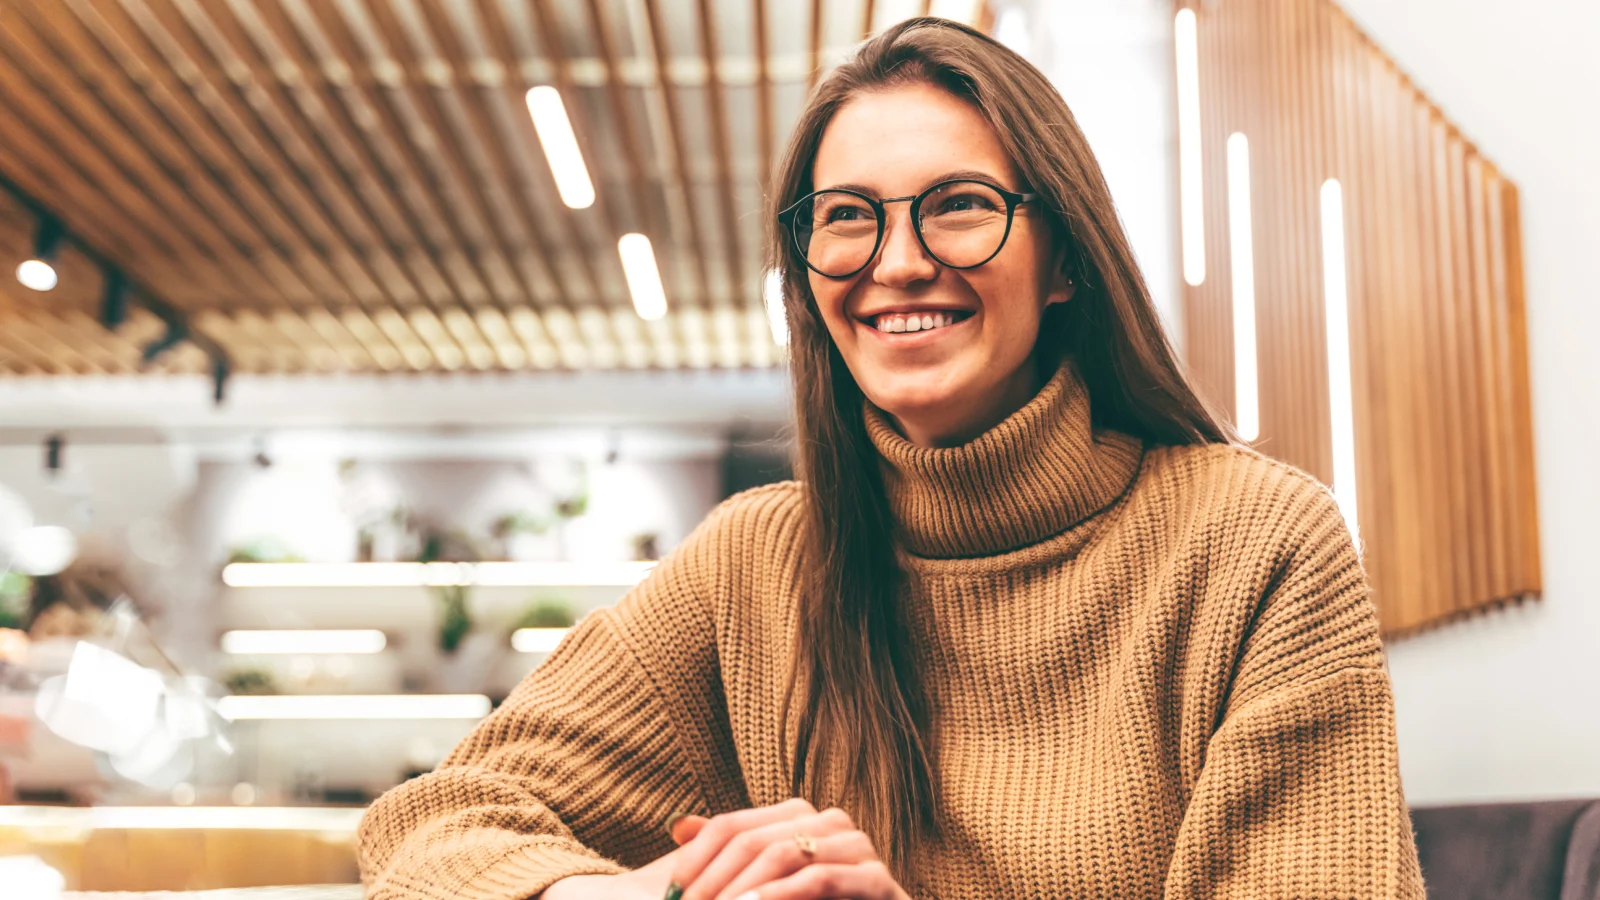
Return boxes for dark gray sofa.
[1412,800,1600,899]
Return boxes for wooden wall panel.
[1175,0,1540,634]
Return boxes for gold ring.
[793,831,818,858]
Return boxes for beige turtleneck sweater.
[358,366,1424,899]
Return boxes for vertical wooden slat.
[1464,154,1509,602]
[695,0,746,307]
[809,0,824,91]
[1497,182,1541,594]
[1178,0,1540,634]
[752,0,774,191]
[638,0,713,308]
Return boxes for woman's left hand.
[667,799,913,900]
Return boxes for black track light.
[100,268,129,330]
[44,434,64,477]
[17,215,64,292]
[211,355,230,405]
[141,318,189,365]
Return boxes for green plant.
[513,596,576,631]
[554,488,589,520]
[436,584,473,654]
[225,538,306,564]
[491,511,548,540]
[0,572,30,629]
[223,666,279,696]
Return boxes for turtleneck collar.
[865,363,1145,559]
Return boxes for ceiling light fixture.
[1321,178,1360,543]
[17,215,63,292]
[1226,133,1259,442]
[525,86,596,210]
[1176,8,1206,287]
[618,233,668,321]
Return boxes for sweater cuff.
[455,840,628,900]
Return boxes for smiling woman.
[358,17,1422,900]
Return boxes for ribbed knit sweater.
[358,365,1424,899]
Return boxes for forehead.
[812,81,1020,194]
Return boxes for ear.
[1044,252,1076,307]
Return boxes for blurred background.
[0,0,1594,895]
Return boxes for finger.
[669,814,710,846]
[670,799,817,897]
[691,808,857,900]
[731,861,905,900]
[714,827,876,900]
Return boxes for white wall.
[1002,0,1183,343]
[1334,0,1600,804]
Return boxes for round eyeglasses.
[777,179,1038,279]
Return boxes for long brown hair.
[770,17,1231,878]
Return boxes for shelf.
[221,629,388,655]
[216,694,491,721]
[222,561,656,588]
[0,805,365,831]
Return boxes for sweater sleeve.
[357,507,749,900]
[1163,480,1425,900]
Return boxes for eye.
[930,191,1000,215]
[826,204,872,223]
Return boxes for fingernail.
[663,812,691,837]
[734,892,760,900]
[663,884,683,900]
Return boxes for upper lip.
[853,305,976,322]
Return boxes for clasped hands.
[540,798,913,900]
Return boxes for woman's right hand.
[540,815,710,899]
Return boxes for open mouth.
[866,310,976,334]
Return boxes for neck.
[865,362,1145,558]
[891,359,1045,449]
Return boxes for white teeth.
[873,312,965,333]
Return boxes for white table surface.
[65,888,363,900]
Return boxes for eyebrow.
[817,169,1016,197]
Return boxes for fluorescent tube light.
[1321,178,1359,543]
[1226,132,1259,441]
[1176,8,1206,287]
[618,233,668,321]
[221,629,387,655]
[525,85,596,209]
[216,694,491,721]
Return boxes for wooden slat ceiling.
[0,0,983,378]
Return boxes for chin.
[857,366,969,421]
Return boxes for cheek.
[810,275,855,341]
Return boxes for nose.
[871,205,938,288]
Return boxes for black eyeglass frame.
[776,179,1039,279]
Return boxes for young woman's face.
[806,81,1070,447]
